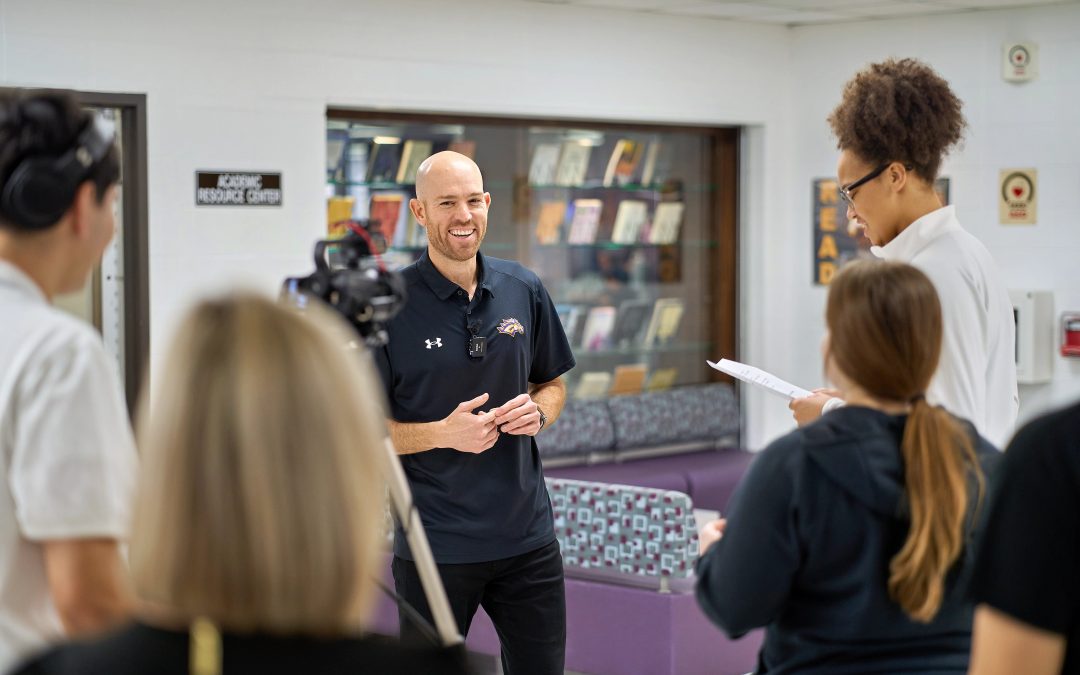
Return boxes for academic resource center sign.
[196,171,282,206]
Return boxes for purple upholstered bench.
[367,476,764,674]
[539,383,754,512]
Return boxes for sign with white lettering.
[195,171,282,206]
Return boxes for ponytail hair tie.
[910,393,926,404]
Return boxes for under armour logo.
[425,338,443,349]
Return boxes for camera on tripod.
[281,219,408,347]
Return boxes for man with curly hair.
[790,58,1018,449]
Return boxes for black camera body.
[282,220,407,347]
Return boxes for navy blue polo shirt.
[373,251,576,564]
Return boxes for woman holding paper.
[791,58,1018,450]
[695,260,999,674]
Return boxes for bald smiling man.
[372,152,575,675]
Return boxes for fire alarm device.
[1004,43,1037,82]
[1062,313,1080,357]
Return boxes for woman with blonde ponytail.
[696,260,999,674]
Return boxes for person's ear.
[409,198,426,226]
[67,182,98,241]
[483,192,491,208]
[888,162,909,193]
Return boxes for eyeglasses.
[839,163,890,208]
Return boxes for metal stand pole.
[378,437,463,647]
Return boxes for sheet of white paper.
[707,358,812,400]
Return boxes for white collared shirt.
[872,206,1019,447]
[0,260,137,671]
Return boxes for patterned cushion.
[537,398,615,459]
[546,477,699,580]
[607,383,739,450]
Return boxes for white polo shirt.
[873,206,1019,448]
[0,260,137,671]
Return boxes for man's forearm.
[530,378,566,427]
[387,419,446,455]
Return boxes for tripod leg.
[380,437,464,647]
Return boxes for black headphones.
[0,112,116,230]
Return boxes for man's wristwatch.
[537,407,548,432]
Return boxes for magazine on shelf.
[648,202,685,244]
[609,299,652,347]
[603,139,644,187]
[561,305,587,348]
[396,140,433,184]
[554,141,592,187]
[567,199,603,244]
[639,141,661,186]
[642,298,685,346]
[611,200,648,244]
[528,143,561,185]
[609,363,648,396]
[645,367,678,391]
[580,306,617,351]
[574,371,613,400]
[326,196,355,239]
[327,138,347,174]
[535,200,566,245]
[369,192,407,245]
[367,142,402,183]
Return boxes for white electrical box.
[1010,289,1054,383]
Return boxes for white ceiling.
[523,0,1078,26]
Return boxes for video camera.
[281,219,407,347]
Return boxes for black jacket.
[695,406,1000,674]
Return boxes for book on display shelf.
[610,200,648,244]
[566,199,603,244]
[396,140,433,184]
[344,141,370,183]
[369,193,407,245]
[326,196,355,239]
[535,201,567,245]
[639,141,661,186]
[327,138,347,174]
[555,303,574,330]
[648,202,685,244]
[528,143,561,185]
[554,141,592,187]
[609,363,648,396]
[609,299,652,347]
[642,298,685,347]
[603,139,644,187]
[574,371,613,400]
[645,367,678,391]
[580,306,617,352]
[367,141,403,183]
[561,305,587,348]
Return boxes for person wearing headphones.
[0,91,136,671]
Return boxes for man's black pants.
[392,540,566,675]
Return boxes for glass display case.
[326,110,737,399]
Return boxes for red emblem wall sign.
[1003,43,1037,82]
[999,169,1038,225]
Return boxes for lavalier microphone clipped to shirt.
[467,319,486,358]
